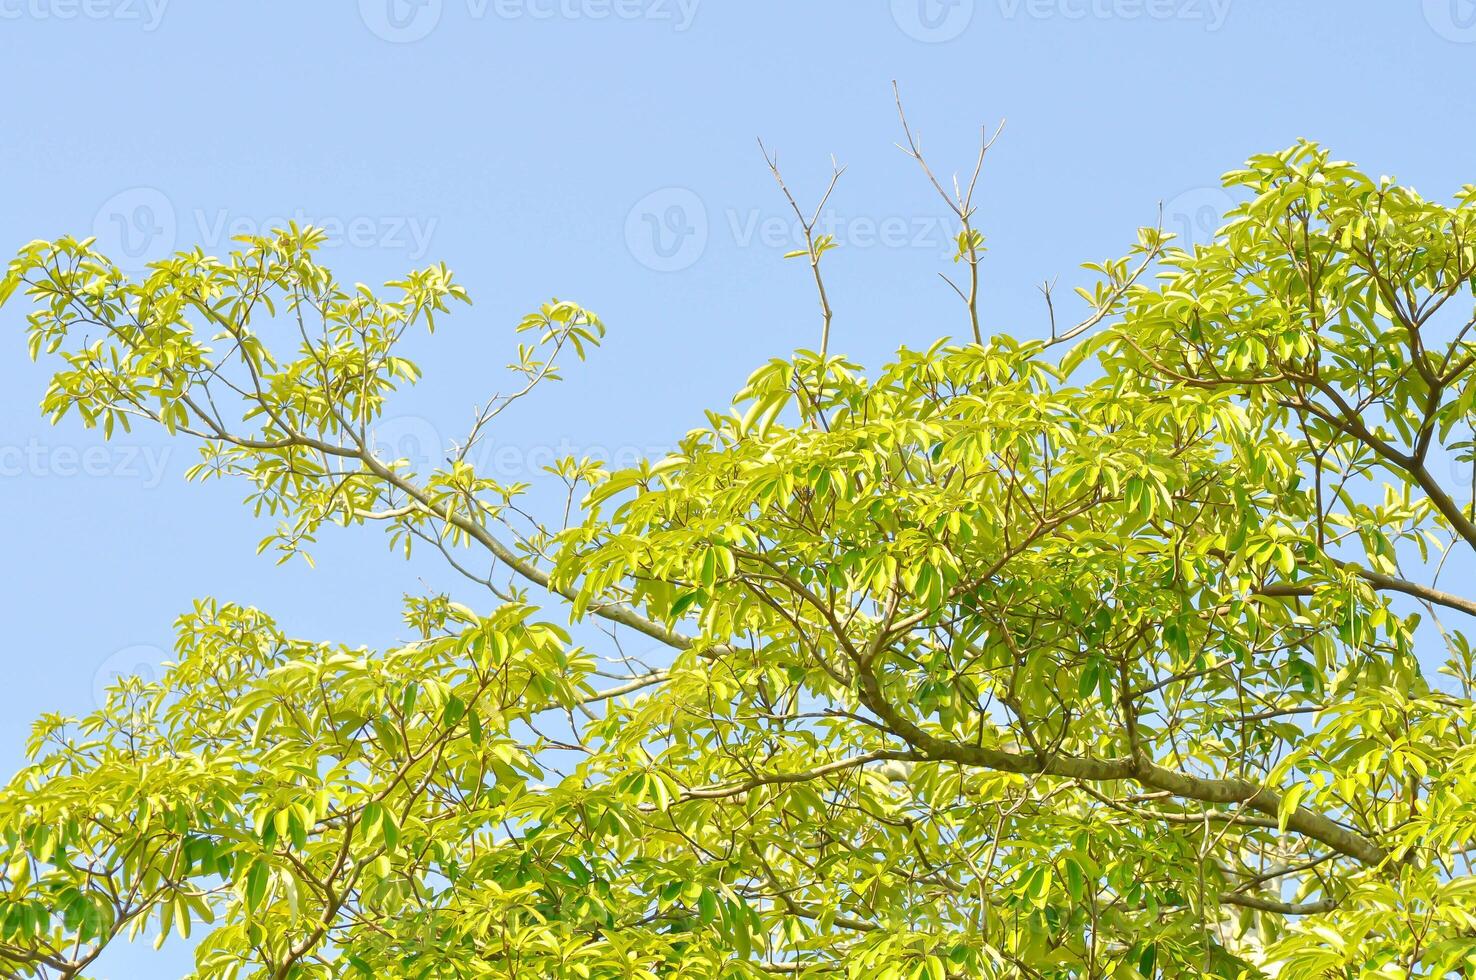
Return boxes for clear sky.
[2,2,1474,975]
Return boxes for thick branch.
[852,663,1386,866]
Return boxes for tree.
[3,136,1476,979]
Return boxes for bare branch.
[893,79,1003,344]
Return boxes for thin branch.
[758,138,845,364]
[893,79,1003,344]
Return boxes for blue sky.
[2,2,1474,975]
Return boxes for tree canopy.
[5,139,1476,978]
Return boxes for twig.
[893,80,1004,344]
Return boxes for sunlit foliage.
[4,142,1476,977]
